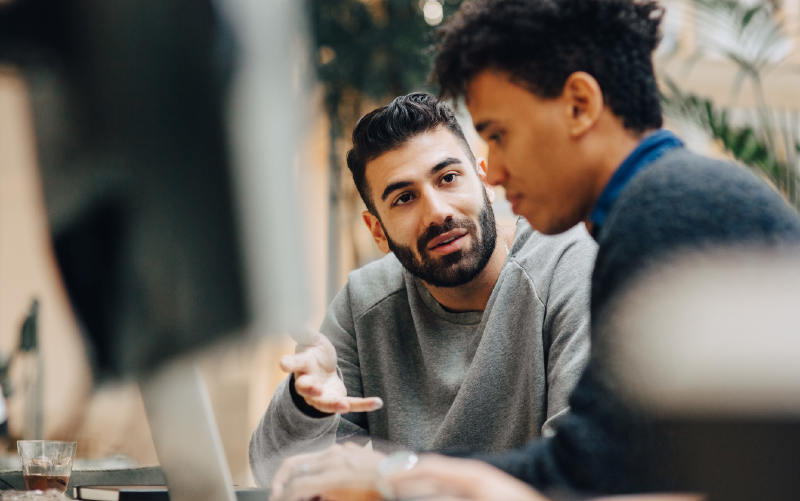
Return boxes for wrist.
[289,373,335,419]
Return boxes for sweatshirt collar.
[589,129,684,237]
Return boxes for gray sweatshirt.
[249,220,597,486]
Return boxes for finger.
[404,497,466,501]
[279,462,380,501]
[389,455,479,479]
[270,475,284,499]
[280,472,367,501]
[272,446,351,499]
[389,459,486,489]
[388,457,547,501]
[288,325,318,345]
[342,396,384,413]
[387,457,475,498]
[388,473,455,500]
[280,350,317,374]
[407,497,466,501]
[294,374,323,397]
[271,453,313,498]
[305,394,350,414]
[271,446,349,497]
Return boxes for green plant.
[309,0,465,298]
[660,0,800,208]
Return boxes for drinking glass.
[17,441,77,493]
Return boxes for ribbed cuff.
[289,373,335,418]
[275,377,338,439]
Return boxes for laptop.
[141,361,269,501]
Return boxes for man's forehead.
[465,70,502,108]
[466,70,536,122]
[465,100,498,134]
[365,128,470,186]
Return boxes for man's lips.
[506,193,523,214]
[427,228,468,250]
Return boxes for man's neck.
[583,126,653,232]
[421,225,515,313]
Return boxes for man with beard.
[266,0,800,499]
[249,92,597,486]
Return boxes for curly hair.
[432,0,665,133]
[347,92,475,216]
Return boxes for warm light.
[423,0,443,26]
[319,46,336,65]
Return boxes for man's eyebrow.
[380,157,464,202]
[381,180,413,202]
[475,120,493,133]
[429,157,462,176]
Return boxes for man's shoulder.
[596,148,800,290]
[343,254,408,318]
[512,219,598,274]
[616,148,800,232]
[631,148,776,202]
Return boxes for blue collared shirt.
[589,129,684,236]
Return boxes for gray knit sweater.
[249,220,597,486]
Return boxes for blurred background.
[0,0,798,488]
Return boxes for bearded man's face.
[385,193,496,287]
[364,127,498,288]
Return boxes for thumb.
[280,351,316,374]
[289,325,318,346]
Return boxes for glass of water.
[17,441,77,493]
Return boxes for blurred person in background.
[250,92,596,486]
[268,0,800,499]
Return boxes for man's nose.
[486,152,508,186]
[422,189,455,227]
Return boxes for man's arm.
[248,284,380,486]
[441,230,636,494]
[449,360,648,494]
[539,231,595,436]
[320,292,374,444]
[248,374,339,487]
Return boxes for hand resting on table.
[271,442,387,501]
[272,445,705,501]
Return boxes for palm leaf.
[661,75,797,199]
[692,0,790,72]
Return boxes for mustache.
[416,217,476,255]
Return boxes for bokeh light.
[423,0,444,26]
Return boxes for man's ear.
[562,71,604,138]
[362,210,391,254]
[476,157,496,204]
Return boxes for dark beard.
[385,194,498,288]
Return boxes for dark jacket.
[452,148,800,496]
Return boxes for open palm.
[281,330,383,414]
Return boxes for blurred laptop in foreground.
[0,0,312,500]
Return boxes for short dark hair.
[346,92,476,216]
[432,0,664,133]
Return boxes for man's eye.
[489,132,502,143]
[394,193,413,206]
[442,173,457,184]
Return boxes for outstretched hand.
[282,328,383,415]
